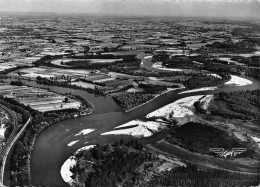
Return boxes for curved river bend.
[3,76,260,186]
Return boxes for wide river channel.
[3,75,260,186]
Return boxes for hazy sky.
[0,0,259,18]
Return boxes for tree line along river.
[2,75,260,186]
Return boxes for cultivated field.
[83,74,114,82]
[71,81,103,89]
[0,83,81,112]
[0,58,38,72]
[10,67,91,80]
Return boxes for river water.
[3,76,260,186]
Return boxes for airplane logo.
[209,148,247,158]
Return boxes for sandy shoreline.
[179,87,217,94]
[209,74,222,79]
[102,120,167,137]
[250,136,260,149]
[60,145,95,185]
[225,75,253,86]
[146,95,204,119]
[0,124,6,139]
[199,95,214,110]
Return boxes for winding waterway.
[3,75,260,186]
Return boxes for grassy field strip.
[15,67,91,79]
[17,97,65,102]
[32,102,81,112]
[72,81,103,89]
[147,80,177,86]
[13,92,58,95]
[93,78,116,83]
[89,59,122,63]
[4,91,51,96]
[6,94,59,99]
[0,85,24,91]
[85,75,110,81]
[31,101,80,108]
[8,91,57,96]
[22,100,65,106]
[0,87,47,93]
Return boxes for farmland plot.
[71,81,103,89]
[0,84,81,112]
[10,67,91,80]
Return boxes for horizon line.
[0,11,259,20]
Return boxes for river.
[2,74,260,186]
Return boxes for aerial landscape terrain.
[0,1,259,187]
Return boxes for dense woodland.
[231,56,260,67]
[128,68,184,77]
[162,55,202,69]
[166,122,255,158]
[232,24,260,38]
[9,80,24,86]
[201,41,256,54]
[71,141,152,187]
[112,93,154,111]
[247,68,260,79]
[149,164,259,187]
[209,90,260,120]
[156,53,260,80]
[138,83,170,94]
[33,54,137,71]
[0,96,32,123]
[185,73,228,89]
[70,54,121,60]
[203,61,244,75]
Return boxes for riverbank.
[125,87,183,113]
